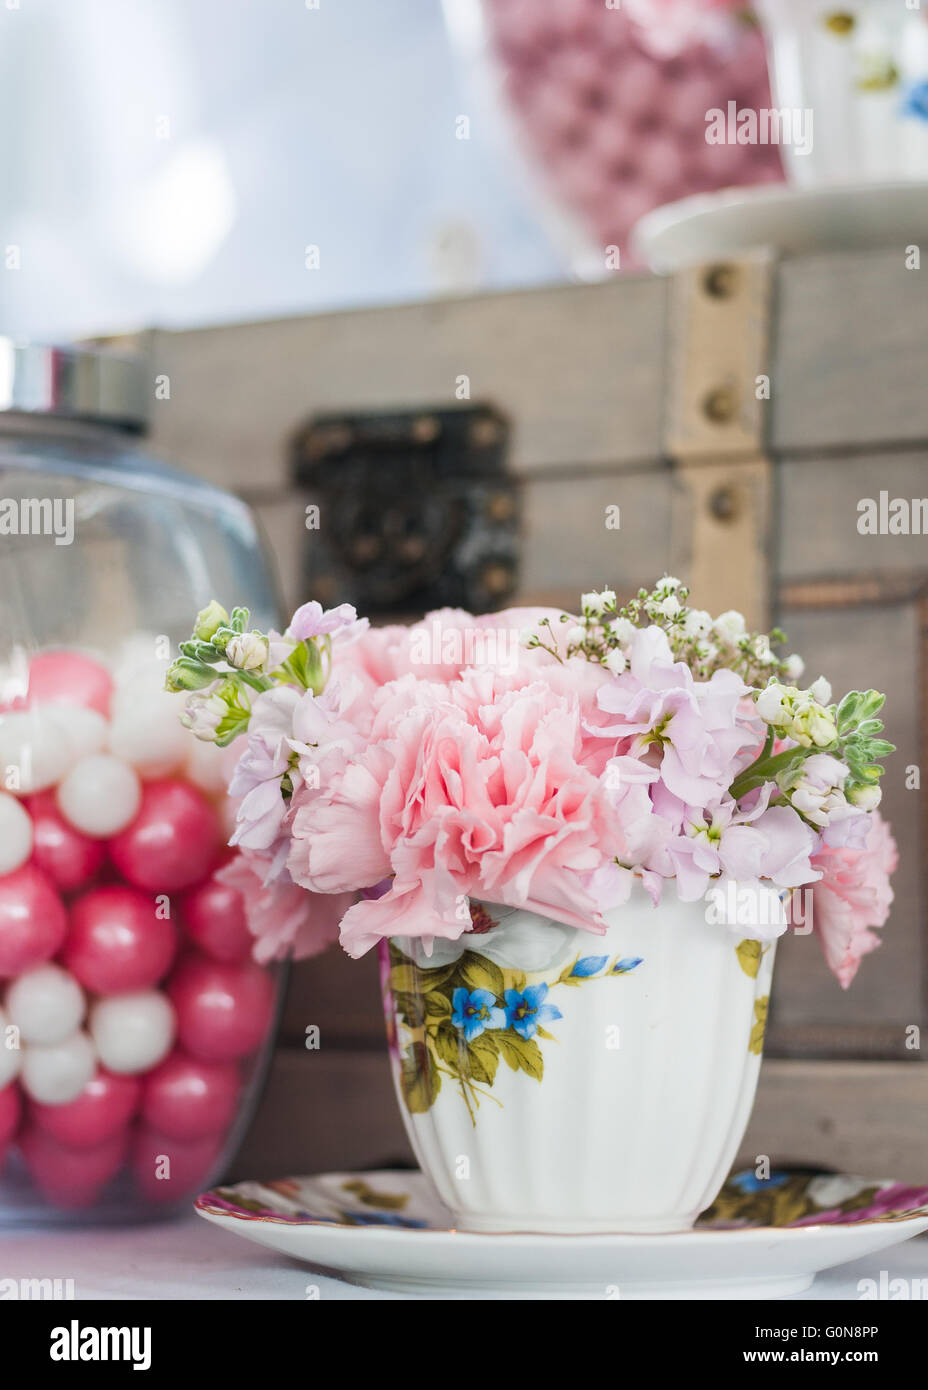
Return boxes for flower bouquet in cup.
[166,580,897,1232]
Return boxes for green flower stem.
[729,745,807,801]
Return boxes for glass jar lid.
[0,338,147,431]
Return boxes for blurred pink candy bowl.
[447,0,783,272]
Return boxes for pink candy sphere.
[27,650,113,719]
[140,1052,240,1141]
[64,886,178,994]
[0,1083,21,1147]
[108,779,221,894]
[131,1126,222,1203]
[180,871,252,964]
[31,1069,140,1150]
[28,790,106,893]
[20,1124,128,1208]
[168,956,275,1062]
[0,865,68,978]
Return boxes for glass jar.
[0,341,283,1223]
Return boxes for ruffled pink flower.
[809,811,897,988]
[216,852,351,963]
[291,666,637,958]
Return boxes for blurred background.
[0,0,784,339]
[2,0,928,1206]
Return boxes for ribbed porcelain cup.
[381,882,775,1234]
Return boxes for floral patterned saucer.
[195,1168,928,1299]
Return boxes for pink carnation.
[216,852,352,963]
[289,664,634,958]
[809,811,898,988]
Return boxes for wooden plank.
[670,458,772,631]
[144,275,668,494]
[772,251,928,453]
[766,601,924,1048]
[230,1050,928,1188]
[740,1061,928,1186]
[778,453,928,582]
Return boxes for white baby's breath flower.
[694,639,718,664]
[581,592,604,616]
[519,626,537,648]
[599,588,617,611]
[713,610,746,646]
[566,625,586,646]
[659,576,681,591]
[810,676,832,706]
[783,653,805,681]
[683,608,712,640]
[659,595,681,618]
[603,648,627,675]
[610,617,636,645]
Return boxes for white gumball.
[0,709,74,793]
[0,791,33,873]
[90,991,176,1074]
[59,705,108,761]
[108,693,188,778]
[0,1005,23,1087]
[20,1030,96,1105]
[5,965,86,1045]
[184,737,230,795]
[56,754,141,838]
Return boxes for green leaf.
[497,1031,544,1081]
[736,939,763,979]
[535,1025,557,1042]
[459,953,505,998]
[400,1043,440,1113]
[424,991,451,1019]
[468,1033,500,1086]
[749,996,769,1056]
[392,990,426,1029]
[390,964,423,994]
[431,1025,465,1069]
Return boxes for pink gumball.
[168,956,274,1062]
[131,1125,222,1203]
[108,779,221,894]
[140,1052,240,1141]
[180,871,251,964]
[19,1124,128,1208]
[27,650,113,719]
[0,865,68,979]
[63,886,178,994]
[31,1070,140,1150]
[0,1083,21,1147]
[28,790,106,893]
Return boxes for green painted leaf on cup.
[401,1042,440,1113]
[459,952,505,998]
[749,996,769,1056]
[736,939,763,979]
[497,1031,544,1081]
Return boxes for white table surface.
[2,1216,927,1300]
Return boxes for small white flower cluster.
[535,579,804,688]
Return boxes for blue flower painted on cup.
[611,956,643,974]
[570,954,609,978]
[451,987,507,1042]
[503,983,563,1040]
[902,80,928,122]
[730,1169,789,1194]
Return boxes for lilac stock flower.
[228,686,301,858]
[594,626,758,807]
[287,600,368,645]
